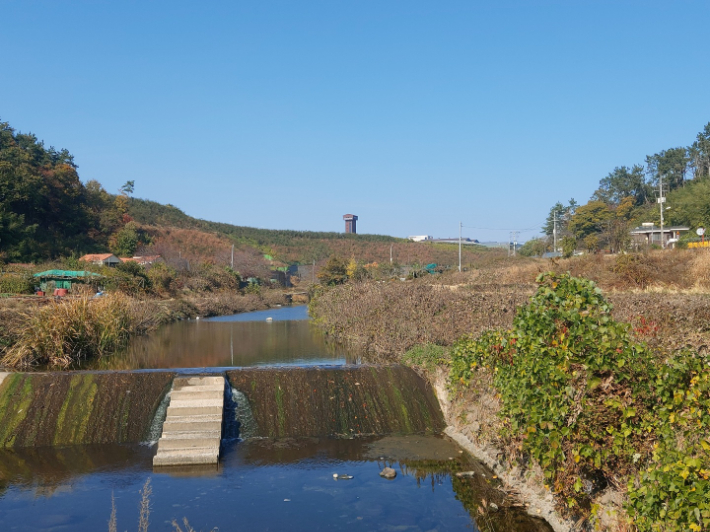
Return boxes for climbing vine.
[450,272,710,530]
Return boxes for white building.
[408,235,433,242]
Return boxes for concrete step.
[170,390,224,402]
[165,414,223,424]
[160,430,222,440]
[154,375,225,468]
[166,405,223,417]
[168,398,223,408]
[158,438,220,451]
[173,376,225,386]
[162,420,222,433]
[154,449,219,467]
[171,384,225,393]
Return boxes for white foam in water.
[143,389,172,446]
[231,388,258,440]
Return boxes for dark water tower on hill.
[343,214,358,234]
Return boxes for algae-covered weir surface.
[83,305,359,370]
[0,436,552,532]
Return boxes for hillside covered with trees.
[522,121,710,256]
[0,119,495,270]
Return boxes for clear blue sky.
[2,1,709,242]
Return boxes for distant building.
[630,226,689,249]
[79,253,121,267]
[120,255,163,266]
[408,235,433,242]
[431,238,480,245]
[343,214,358,234]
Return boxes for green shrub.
[146,262,177,295]
[317,256,348,286]
[0,273,34,294]
[627,349,710,531]
[402,343,449,371]
[184,264,240,293]
[450,272,710,530]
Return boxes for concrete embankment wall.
[0,372,174,447]
[226,365,445,439]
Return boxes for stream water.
[83,306,357,370]
[0,306,553,531]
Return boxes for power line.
[460,222,545,233]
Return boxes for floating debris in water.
[333,473,354,480]
[266,317,273,322]
[455,471,476,478]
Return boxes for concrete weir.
[153,375,226,468]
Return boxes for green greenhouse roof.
[33,270,102,279]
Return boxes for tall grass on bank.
[1,294,163,368]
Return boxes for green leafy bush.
[146,262,178,295]
[627,350,710,531]
[402,343,449,371]
[0,273,34,294]
[450,272,710,530]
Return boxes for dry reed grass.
[1,294,164,368]
[311,249,710,360]
[310,279,530,359]
[107,478,216,532]
[186,290,289,317]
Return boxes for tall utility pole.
[512,231,519,257]
[390,244,393,264]
[458,222,462,272]
[553,212,558,253]
[659,174,666,248]
[508,232,512,257]
[231,244,234,269]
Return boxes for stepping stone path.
[153,375,225,467]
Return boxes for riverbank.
[309,256,710,532]
[0,289,293,368]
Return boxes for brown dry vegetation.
[310,249,710,359]
[310,281,529,358]
[185,290,289,318]
[0,289,290,368]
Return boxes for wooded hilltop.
[0,119,495,273]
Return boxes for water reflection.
[84,306,359,370]
[0,437,552,532]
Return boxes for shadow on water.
[0,437,552,532]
